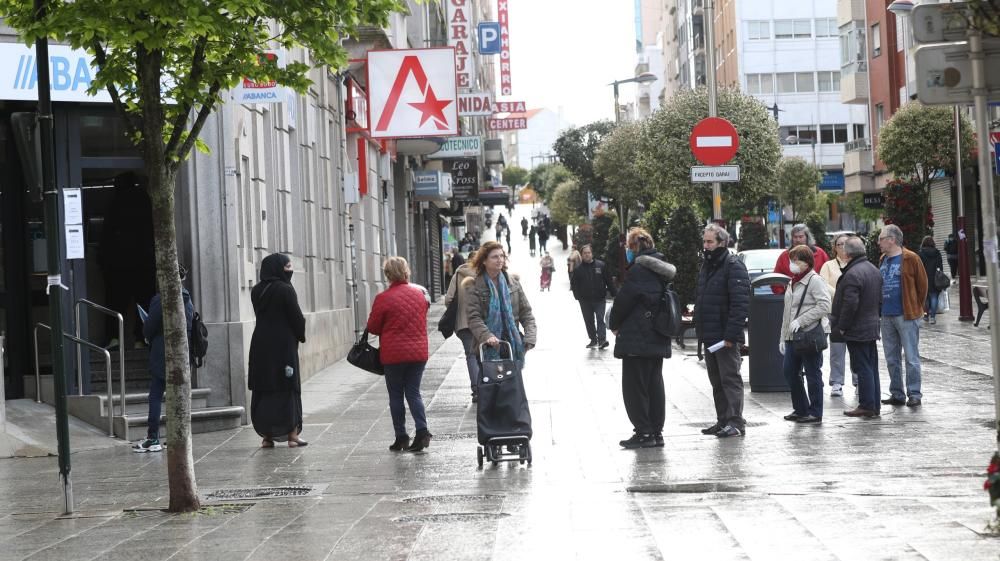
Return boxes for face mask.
[789,261,803,275]
[625,248,635,263]
[284,268,294,282]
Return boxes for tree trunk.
[137,48,199,513]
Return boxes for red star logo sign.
[368,48,458,138]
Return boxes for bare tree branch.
[92,40,142,138]
[164,36,208,159]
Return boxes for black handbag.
[791,277,828,355]
[347,329,384,375]
[438,297,458,338]
[652,282,684,338]
[934,268,951,291]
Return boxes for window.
[871,23,881,57]
[815,18,838,38]
[796,72,815,92]
[775,19,812,39]
[820,124,849,144]
[745,73,774,94]
[874,103,885,137]
[777,72,796,93]
[853,123,866,140]
[796,125,817,143]
[818,71,841,92]
[747,20,770,40]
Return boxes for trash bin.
[748,273,791,392]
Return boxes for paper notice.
[707,340,727,353]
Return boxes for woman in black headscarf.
[249,253,307,448]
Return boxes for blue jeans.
[828,342,858,388]
[782,345,825,418]
[925,290,940,319]
[880,315,922,399]
[383,362,428,438]
[456,329,481,390]
[847,341,881,412]
[147,374,165,440]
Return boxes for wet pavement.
[2,205,999,560]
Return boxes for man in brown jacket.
[877,225,928,407]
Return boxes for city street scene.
[1,0,1000,560]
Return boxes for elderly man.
[773,224,830,294]
[831,237,884,418]
[878,224,928,407]
[571,244,617,349]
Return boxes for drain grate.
[122,503,253,518]
[427,432,478,441]
[204,486,314,500]
[394,512,510,523]
[682,421,767,429]
[402,494,504,504]
[627,482,749,494]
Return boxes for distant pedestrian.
[567,249,582,284]
[495,221,504,241]
[833,237,884,418]
[778,245,831,424]
[539,252,554,291]
[695,224,750,438]
[133,265,194,453]
[819,233,857,396]
[772,223,829,294]
[505,226,512,254]
[919,235,945,324]
[367,257,433,452]
[528,225,537,257]
[571,245,616,349]
[944,233,958,278]
[878,225,928,408]
[609,228,676,449]
[446,262,480,402]
[538,226,549,252]
[249,253,308,448]
[465,241,537,366]
[521,217,529,239]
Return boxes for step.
[100,388,211,416]
[117,406,246,441]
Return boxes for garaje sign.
[447,0,475,89]
[367,48,458,138]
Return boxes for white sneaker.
[132,438,163,453]
[830,385,843,397]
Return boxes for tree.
[605,220,622,283]
[775,157,824,221]
[640,87,782,216]
[641,195,675,248]
[661,205,703,309]
[969,1,1000,36]
[589,213,615,262]
[1,0,403,512]
[552,120,616,200]
[530,163,572,203]
[739,220,769,250]
[593,120,654,227]
[549,179,587,227]
[503,165,529,188]
[877,103,974,238]
[883,179,931,252]
[805,214,831,255]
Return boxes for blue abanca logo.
[13,54,95,92]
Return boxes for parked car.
[737,248,784,295]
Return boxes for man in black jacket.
[571,245,617,348]
[695,224,750,438]
[831,236,883,418]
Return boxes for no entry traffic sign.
[690,117,739,166]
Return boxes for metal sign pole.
[968,29,1000,448]
[704,0,722,221]
[954,106,974,321]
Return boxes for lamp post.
[888,0,915,99]
[785,134,818,168]
[609,71,657,282]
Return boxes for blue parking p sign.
[478,22,501,55]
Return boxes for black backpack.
[653,282,684,339]
[190,311,209,367]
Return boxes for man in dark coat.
[695,224,750,438]
[833,237,884,418]
[571,244,617,348]
[609,228,676,449]
[133,265,194,453]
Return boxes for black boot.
[407,429,433,452]
[389,435,410,451]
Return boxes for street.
[1,204,998,561]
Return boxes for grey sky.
[505,0,638,127]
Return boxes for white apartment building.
[499,108,571,171]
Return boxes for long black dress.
[249,253,307,440]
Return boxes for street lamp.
[610,72,657,124]
[785,134,817,167]
[887,0,915,99]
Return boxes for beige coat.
[463,271,537,353]
[445,264,476,332]
[780,270,832,341]
[818,257,849,297]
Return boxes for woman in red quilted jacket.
[367,257,432,452]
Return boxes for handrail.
[74,299,124,399]
[34,323,116,437]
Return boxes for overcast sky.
[505,0,639,127]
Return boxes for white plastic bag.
[937,290,950,313]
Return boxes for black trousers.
[578,299,607,343]
[621,357,665,435]
[704,344,745,430]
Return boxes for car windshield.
[741,250,781,271]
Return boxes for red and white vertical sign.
[498,0,512,95]
[447,0,475,89]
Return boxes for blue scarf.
[485,273,526,363]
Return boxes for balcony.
[840,67,869,104]
[843,138,874,193]
[837,0,867,26]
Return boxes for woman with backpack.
[248,253,308,448]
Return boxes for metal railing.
[74,299,124,398]
[34,323,117,437]
[845,137,871,152]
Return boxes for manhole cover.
[122,503,253,518]
[627,483,749,494]
[428,432,477,441]
[681,421,767,429]
[204,486,313,500]
[394,512,510,523]
[402,494,504,504]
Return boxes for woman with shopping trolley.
[465,241,537,362]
